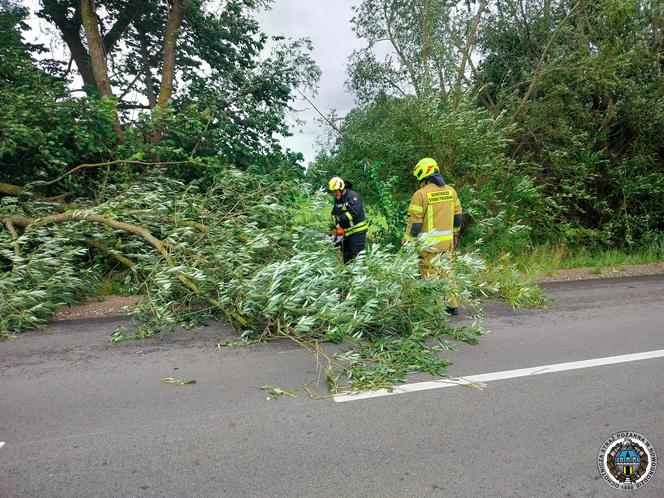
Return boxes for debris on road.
[261,385,297,401]
[160,377,197,386]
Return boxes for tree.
[0,3,118,187]
[5,0,319,181]
[316,0,663,250]
[347,0,492,110]
[477,0,664,245]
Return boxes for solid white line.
[334,349,664,403]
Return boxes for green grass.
[512,244,664,276]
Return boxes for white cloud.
[257,0,363,166]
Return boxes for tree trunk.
[79,0,114,98]
[41,0,140,95]
[419,0,432,97]
[41,0,97,90]
[383,0,421,99]
[78,0,125,142]
[452,0,488,111]
[652,0,663,79]
[157,0,190,108]
[139,27,158,108]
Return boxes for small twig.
[164,216,208,234]
[118,72,143,100]
[295,88,343,136]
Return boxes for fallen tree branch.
[0,182,65,202]
[3,212,218,306]
[0,182,22,196]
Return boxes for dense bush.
[308,98,552,256]
[310,0,663,254]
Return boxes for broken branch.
[3,212,218,306]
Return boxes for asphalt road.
[1,275,663,497]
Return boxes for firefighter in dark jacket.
[328,177,367,263]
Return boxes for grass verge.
[513,244,664,276]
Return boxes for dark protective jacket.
[331,189,368,237]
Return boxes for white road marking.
[334,349,664,402]
[0,442,5,448]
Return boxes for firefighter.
[403,158,462,315]
[328,177,367,263]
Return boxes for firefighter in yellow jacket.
[403,158,462,315]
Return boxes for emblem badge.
[598,431,657,491]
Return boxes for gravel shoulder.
[52,295,142,321]
[51,262,664,321]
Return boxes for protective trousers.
[419,251,459,309]
[342,231,366,264]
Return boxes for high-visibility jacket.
[332,189,368,237]
[403,181,462,252]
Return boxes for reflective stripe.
[403,233,415,242]
[427,205,433,232]
[419,229,454,244]
[425,234,453,243]
[346,211,354,225]
[408,203,423,214]
[426,229,454,236]
[345,221,367,236]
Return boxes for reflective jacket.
[332,189,368,237]
[403,177,462,252]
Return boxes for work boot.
[446,306,459,316]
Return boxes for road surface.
[1,275,663,497]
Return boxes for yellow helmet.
[413,158,439,181]
[328,176,345,191]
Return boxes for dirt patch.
[534,262,664,283]
[53,295,142,321]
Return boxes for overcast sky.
[257,0,363,166]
